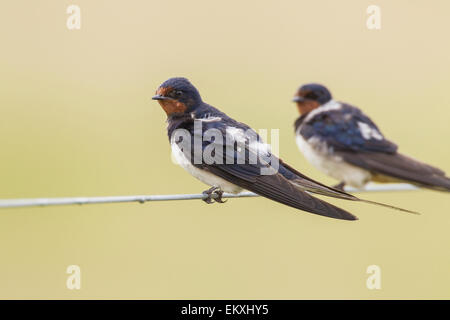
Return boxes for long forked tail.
[279,160,420,215]
[298,184,421,215]
[292,178,421,215]
[357,198,420,215]
[283,172,420,215]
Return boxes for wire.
[0,183,418,209]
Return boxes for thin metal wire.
[0,183,418,209]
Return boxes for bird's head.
[152,77,202,116]
[292,83,332,115]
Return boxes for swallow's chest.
[295,129,332,166]
[295,129,371,187]
[166,116,194,140]
[170,141,243,194]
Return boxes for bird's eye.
[305,92,317,99]
[175,90,183,97]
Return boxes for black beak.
[292,96,305,102]
[152,95,171,101]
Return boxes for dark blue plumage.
[296,103,398,154]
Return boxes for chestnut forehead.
[156,86,174,96]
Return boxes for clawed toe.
[202,187,227,204]
[214,190,227,203]
[202,195,215,204]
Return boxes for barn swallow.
[292,83,450,192]
[152,77,417,220]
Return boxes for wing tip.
[337,212,359,221]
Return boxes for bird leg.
[202,186,227,204]
[332,181,346,191]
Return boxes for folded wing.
[339,151,450,191]
[194,121,358,220]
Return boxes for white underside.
[295,133,372,188]
[171,142,243,194]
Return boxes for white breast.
[295,133,372,188]
[170,142,243,194]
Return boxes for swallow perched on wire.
[152,77,417,220]
[292,83,450,192]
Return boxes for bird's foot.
[333,182,346,191]
[202,187,227,204]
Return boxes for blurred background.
[1,0,449,299]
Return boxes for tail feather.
[338,151,450,192]
[280,160,359,200]
[248,175,359,220]
[206,165,358,220]
[358,198,420,215]
[279,160,419,215]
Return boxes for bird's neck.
[190,102,226,119]
[297,100,321,116]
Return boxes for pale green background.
[0,0,449,299]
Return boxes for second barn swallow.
[152,77,417,221]
[292,83,450,192]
